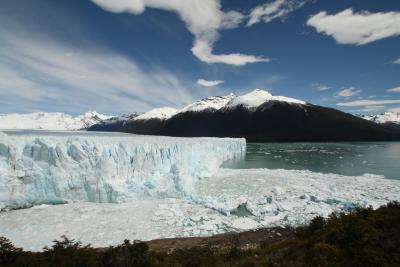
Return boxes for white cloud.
[312,83,331,91]
[337,99,400,107]
[394,58,400,64]
[247,0,308,26]
[191,39,268,66]
[355,105,386,112]
[0,33,194,114]
[387,86,400,93]
[307,9,400,45]
[337,87,362,97]
[90,0,268,66]
[197,79,224,87]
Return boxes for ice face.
[0,131,245,210]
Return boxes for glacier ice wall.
[0,132,245,210]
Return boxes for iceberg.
[0,131,245,210]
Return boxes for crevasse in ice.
[0,131,245,210]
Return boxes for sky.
[0,0,399,115]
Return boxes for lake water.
[223,142,400,180]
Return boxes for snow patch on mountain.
[93,113,140,127]
[360,112,400,125]
[180,94,236,113]
[0,111,111,130]
[135,107,178,120]
[225,89,306,109]
[131,89,306,122]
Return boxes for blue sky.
[0,0,399,115]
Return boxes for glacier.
[0,131,245,210]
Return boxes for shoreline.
[145,227,293,252]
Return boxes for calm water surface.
[224,142,400,180]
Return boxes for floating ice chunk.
[272,186,285,195]
[232,218,258,230]
[193,168,400,229]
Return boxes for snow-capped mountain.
[224,89,305,110]
[89,89,400,142]
[0,111,111,130]
[135,107,177,120]
[180,94,236,113]
[359,112,400,127]
[120,89,305,121]
[88,113,140,132]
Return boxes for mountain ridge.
[359,112,400,130]
[89,89,400,142]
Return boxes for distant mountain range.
[88,89,400,142]
[88,113,141,131]
[358,112,400,130]
[2,90,399,141]
[0,111,110,130]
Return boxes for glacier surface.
[0,131,245,210]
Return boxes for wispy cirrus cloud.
[337,99,400,107]
[307,9,400,45]
[0,32,194,114]
[336,87,362,97]
[387,86,400,93]
[354,105,386,113]
[197,79,224,87]
[393,58,400,64]
[90,0,268,66]
[247,0,308,26]
[312,83,331,91]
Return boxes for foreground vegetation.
[1,202,400,267]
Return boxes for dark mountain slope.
[88,113,139,132]
[88,89,400,142]
[111,101,400,142]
